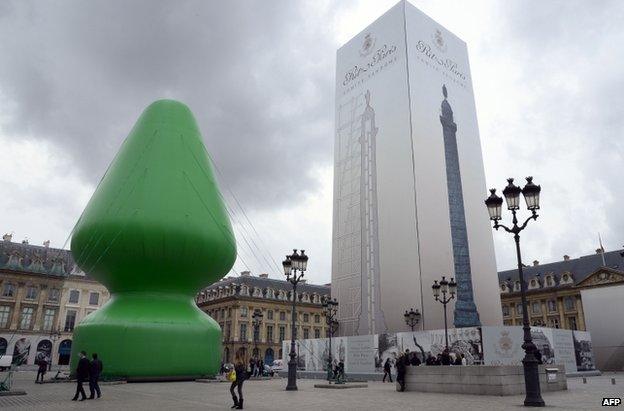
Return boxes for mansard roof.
[0,238,87,279]
[498,249,623,287]
[202,274,330,296]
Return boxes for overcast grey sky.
[1,0,623,285]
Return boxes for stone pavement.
[0,371,621,410]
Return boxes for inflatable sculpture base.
[72,294,221,380]
[69,100,236,380]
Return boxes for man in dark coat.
[72,351,90,401]
[36,356,48,383]
[88,353,103,399]
[440,349,451,366]
[396,354,407,391]
[382,358,393,382]
[410,353,421,366]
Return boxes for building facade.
[196,271,330,365]
[0,235,109,368]
[332,0,501,336]
[498,248,624,370]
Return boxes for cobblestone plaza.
[1,372,621,410]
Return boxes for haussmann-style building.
[498,247,624,371]
[0,234,110,369]
[195,271,331,365]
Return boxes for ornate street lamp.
[322,297,339,382]
[252,309,263,360]
[283,249,308,391]
[485,176,544,407]
[432,276,456,351]
[403,308,421,332]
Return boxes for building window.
[64,310,77,332]
[514,281,521,292]
[240,323,247,341]
[547,299,557,312]
[516,303,523,315]
[267,310,274,320]
[220,309,225,320]
[530,280,537,288]
[68,290,80,304]
[502,305,510,317]
[0,306,10,328]
[314,315,320,324]
[25,286,37,300]
[568,316,578,330]
[279,311,286,321]
[532,302,541,315]
[548,317,560,329]
[279,326,285,342]
[267,325,274,342]
[303,313,309,323]
[2,283,15,297]
[20,307,34,329]
[241,307,248,317]
[48,288,60,302]
[564,296,575,311]
[303,328,309,339]
[228,308,232,318]
[546,276,554,287]
[314,329,320,339]
[89,292,100,306]
[43,309,56,331]
[225,323,231,340]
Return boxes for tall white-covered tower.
[331,0,502,336]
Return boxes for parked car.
[269,359,284,374]
[0,355,13,371]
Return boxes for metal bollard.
[582,377,586,384]
[611,378,616,385]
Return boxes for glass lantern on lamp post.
[485,176,544,407]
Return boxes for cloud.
[1,0,623,285]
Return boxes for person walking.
[36,356,48,383]
[88,353,103,399]
[230,354,246,409]
[382,358,393,382]
[72,351,90,401]
[396,354,407,392]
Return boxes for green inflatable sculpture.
[69,100,236,380]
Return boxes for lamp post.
[283,249,308,391]
[49,328,61,374]
[252,309,263,361]
[485,176,544,407]
[322,297,339,382]
[432,276,456,351]
[403,308,421,332]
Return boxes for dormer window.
[514,281,521,292]
[545,276,554,287]
[500,283,508,292]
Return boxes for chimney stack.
[259,273,268,278]
[533,260,539,266]
[596,248,603,254]
[240,271,251,277]
[563,255,570,261]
